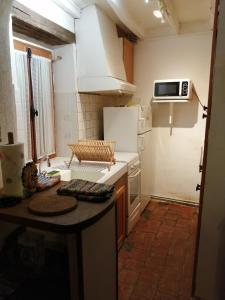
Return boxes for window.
[13,40,55,162]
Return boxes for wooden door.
[123,38,134,84]
[116,184,126,249]
[192,0,220,296]
[115,174,127,249]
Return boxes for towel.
[57,179,114,203]
[36,174,61,192]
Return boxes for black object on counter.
[0,196,22,208]
[57,179,114,203]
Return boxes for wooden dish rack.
[67,140,116,170]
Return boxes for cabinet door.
[123,38,134,84]
[116,184,126,249]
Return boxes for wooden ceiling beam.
[162,0,180,34]
[12,1,76,45]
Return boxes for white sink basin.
[70,169,105,182]
[46,157,128,185]
[48,161,108,183]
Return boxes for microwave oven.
[153,79,192,100]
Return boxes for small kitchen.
[0,0,223,299]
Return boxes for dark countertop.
[0,183,115,233]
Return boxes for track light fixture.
[147,0,166,24]
[144,0,167,24]
[153,9,162,18]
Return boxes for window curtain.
[14,50,55,161]
[31,55,55,159]
[14,50,32,160]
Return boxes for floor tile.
[119,283,134,300]
[118,200,198,300]
[119,269,139,285]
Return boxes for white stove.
[115,152,141,234]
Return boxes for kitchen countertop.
[0,183,115,233]
[114,152,139,165]
[0,152,139,233]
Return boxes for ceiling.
[73,0,214,35]
[121,0,212,30]
[172,0,212,23]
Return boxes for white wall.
[0,1,17,189]
[53,44,79,157]
[134,32,212,203]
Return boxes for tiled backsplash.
[76,94,130,140]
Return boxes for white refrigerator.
[103,106,152,153]
[103,106,152,213]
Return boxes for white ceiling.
[122,0,164,29]
[122,0,212,30]
[173,0,212,23]
[73,0,214,35]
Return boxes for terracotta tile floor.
[118,200,199,300]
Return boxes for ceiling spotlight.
[145,0,149,3]
[153,9,162,18]
[161,15,165,23]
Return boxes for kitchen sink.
[50,161,108,183]
[70,162,107,182]
[70,169,105,182]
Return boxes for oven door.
[128,167,141,216]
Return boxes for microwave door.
[155,81,180,97]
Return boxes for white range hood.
[75,5,136,95]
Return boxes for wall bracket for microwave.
[152,79,193,102]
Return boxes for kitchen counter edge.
[0,183,116,234]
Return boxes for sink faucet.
[38,154,51,175]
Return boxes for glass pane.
[155,82,179,96]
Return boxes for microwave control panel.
[181,81,189,96]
